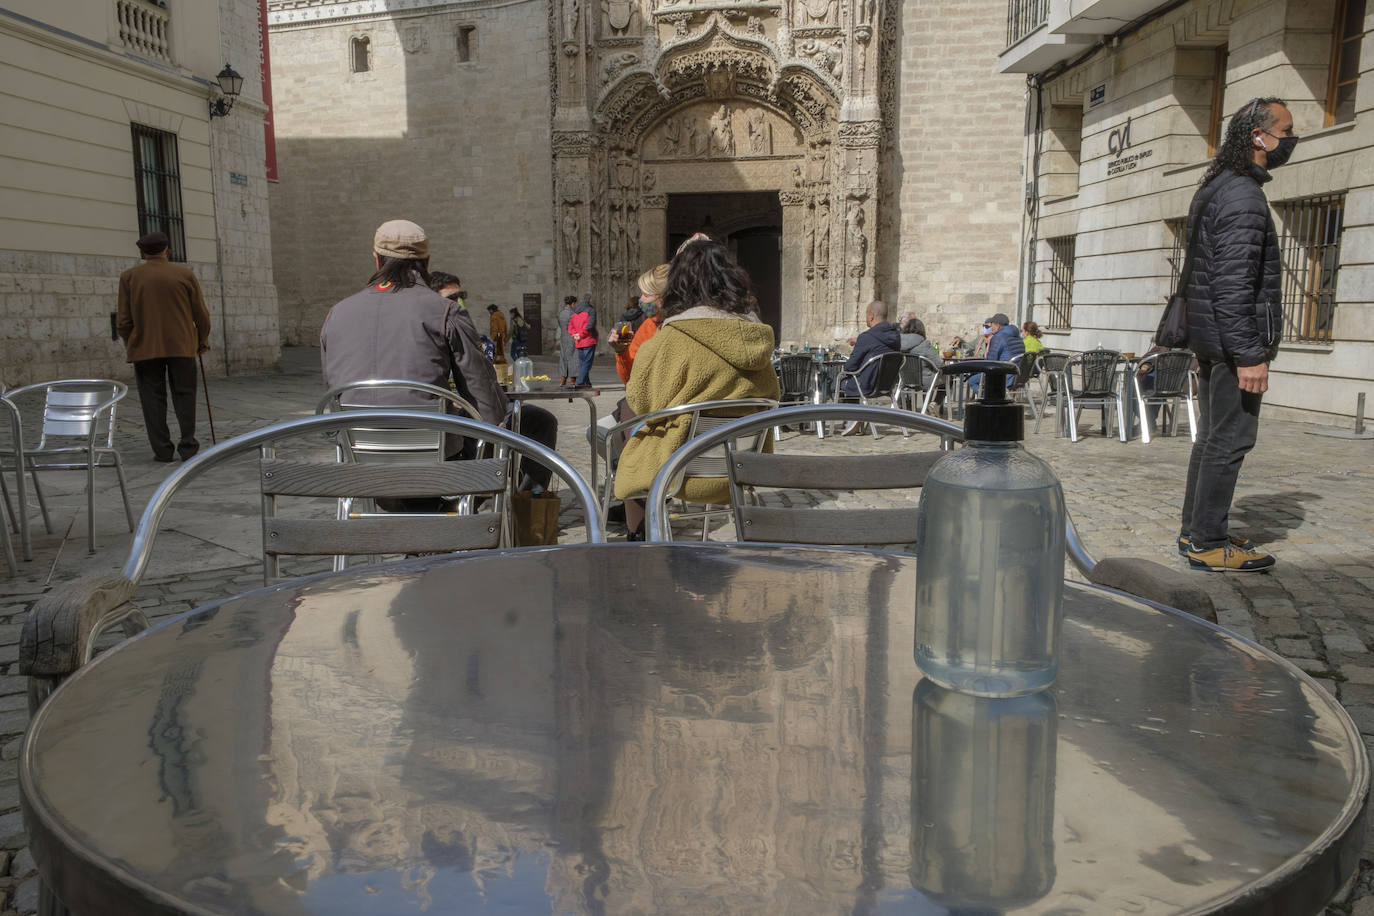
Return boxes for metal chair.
[1008,351,1042,425]
[19,411,603,711]
[0,380,135,557]
[600,398,778,537]
[836,351,906,439]
[647,404,959,548]
[898,353,944,417]
[1062,349,1127,442]
[644,404,1219,620]
[775,353,818,437]
[1130,349,1198,443]
[1032,351,1071,435]
[315,379,483,463]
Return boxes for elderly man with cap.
[983,312,1025,365]
[320,219,558,497]
[116,231,212,462]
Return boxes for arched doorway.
[666,191,783,335]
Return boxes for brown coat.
[116,259,212,362]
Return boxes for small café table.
[21,545,1367,914]
[505,385,601,483]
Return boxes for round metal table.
[21,545,1368,915]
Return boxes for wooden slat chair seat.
[20,411,603,713]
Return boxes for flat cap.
[373,219,429,260]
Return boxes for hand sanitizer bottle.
[915,360,1065,697]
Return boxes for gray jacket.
[320,281,507,426]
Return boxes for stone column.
[641,193,668,270]
[780,191,808,345]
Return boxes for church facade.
[266,0,1028,350]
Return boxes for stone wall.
[268,0,556,347]
[883,0,1027,347]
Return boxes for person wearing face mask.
[613,263,669,383]
[1177,97,1296,573]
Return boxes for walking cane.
[198,352,218,444]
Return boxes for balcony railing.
[1007,0,1051,47]
[116,0,172,64]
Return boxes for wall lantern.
[209,64,244,118]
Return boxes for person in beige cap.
[116,231,212,462]
[319,219,558,499]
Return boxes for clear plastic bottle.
[513,356,534,392]
[915,360,1065,697]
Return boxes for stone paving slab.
[1,347,1372,912]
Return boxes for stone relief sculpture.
[402,25,427,53]
[815,198,830,270]
[792,163,804,187]
[800,38,844,80]
[564,0,580,42]
[602,51,640,82]
[626,207,640,269]
[796,0,836,26]
[603,0,635,35]
[804,204,816,271]
[610,207,626,271]
[690,117,710,157]
[682,116,699,158]
[709,105,735,157]
[658,118,680,157]
[746,109,771,154]
[847,202,867,277]
[561,204,581,278]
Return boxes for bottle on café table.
[914,361,1065,697]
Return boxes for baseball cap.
[984,312,1011,327]
[373,220,429,260]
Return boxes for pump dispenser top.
[915,360,1066,697]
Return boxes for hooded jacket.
[899,332,941,367]
[570,297,597,348]
[986,324,1025,364]
[843,321,902,395]
[615,307,780,503]
[1183,163,1282,366]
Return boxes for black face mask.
[1263,134,1299,169]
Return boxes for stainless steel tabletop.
[21,545,1367,915]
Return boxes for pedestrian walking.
[1178,97,1295,572]
[557,295,577,387]
[569,294,598,389]
[116,231,211,462]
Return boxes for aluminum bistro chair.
[0,380,135,558]
[1062,349,1128,442]
[1131,349,1198,444]
[600,398,777,538]
[647,404,958,548]
[645,404,1219,620]
[835,351,906,439]
[19,411,603,710]
[898,353,944,417]
[1008,351,1042,425]
[1033,351,1071,435]
[775,353,818,437]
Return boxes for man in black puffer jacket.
[1179,97,1296,573]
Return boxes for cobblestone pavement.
[1,347,1372,912]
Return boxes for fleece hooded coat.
[615,307,780,503]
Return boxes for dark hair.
[428,271,461,293]
[662,238,757,319]
[1022,321,1041,338]
[625,295,639,311]
[563,295,577,306]
[901,316,926,337]
[487,303,499,312]
[1201,97,1286,186]
[510,307,521,317]
[369,256,431,290]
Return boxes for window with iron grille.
[1276,193,1344,343]
[1044,235,1075,330]
[1206,45,1229,156]
[351,36,370,72]
[130,124,186,262]
[1166,218,1186,290]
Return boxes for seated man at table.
[321,220,558,500]
[839,299,901,399]
[970,311,1026,395]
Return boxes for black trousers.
[133,357,199,460]
[1180,361,1262,548]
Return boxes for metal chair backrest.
[1035,351,1069,384]
[775,354,815,403]
[1142,349,1195,397]
[1010,351,1038,390]
[869,351,906,397]
[900,354,940,391]
[646,404,960,547]
[317,380,482,465]
[34,381,125,449]
[1065,349,1123,397]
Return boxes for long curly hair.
[662,237,758,319]
[1201,96,1286,186]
